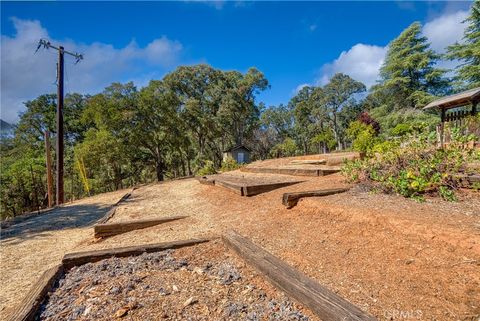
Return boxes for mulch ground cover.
[38,240,315,321]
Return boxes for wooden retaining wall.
[93,216,188,238]
[282,188,350,208]
[223,231,377,321]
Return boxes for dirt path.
[2,167,479,320]
[78,173,480,320]
[0,189,128,317]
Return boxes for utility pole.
[57,47,65,204]
[45,131,54,208]
[36,39,83,205]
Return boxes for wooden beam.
[326,155,359,166]
[223,231,377,321]
[62,238,210,270]
[242,181,302,196]
[94,216,188,238]
[7,264,64,321]
[242,167,321,176]
[282,188,350,208]
[289,159,326,165]
[214,179,244,195]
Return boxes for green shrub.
[371,140,399,154]
[346,121,379,155]
[390,123,412,137]
[311,129,337,151]
[270,138,298,158]
[220,158,242,172]
[342,134,477,201]
[197,160,217,176]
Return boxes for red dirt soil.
[3,152,480,321]
[81,167,479,320]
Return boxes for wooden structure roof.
[423,87,480,110]
[223,144,251,153]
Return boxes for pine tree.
[446,0,480,90]
[376,22,448,109]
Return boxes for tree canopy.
[447,0,480,90]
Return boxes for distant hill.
[0,119,14,137]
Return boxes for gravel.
[38,243,313,320]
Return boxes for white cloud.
[317,44,387,87]
[1,17,183,123]
[312,9,468,90]
[423,10,468,53]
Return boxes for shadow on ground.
[0,203,111,244]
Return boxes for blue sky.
[0,1,473,123]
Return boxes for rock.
[159,287,171,296]
[114,307,129,318]
[172,285,179,292]
[193,267,204,274]
[183,297,198,307]
[109,287,121,295]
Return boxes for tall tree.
[321,73,366,150]
[376,22,448,110]
[164,64,224,165]
[78,83,139,190]
[290,86,318,154]
[446,0,480,90]
[164,64,267,167]
[218,68,268,146]
[134,80,184,181]
[261,104,294,140]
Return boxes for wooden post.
[440,108,446,149]
[56,47,65,205]
[44,131,54,208]
[473,101,478,116]
[29,165,39,213]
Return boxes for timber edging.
[222,230,377,321]
[6,264,64,321]
[197,176,303,197]
[282,187,350,208]
[93,216,189,238]
[62,238,210,270]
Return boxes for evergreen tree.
[376,22,448,110]
[446,0,480,90]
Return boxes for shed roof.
[223,144,251,153]
[423,87,480,110]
